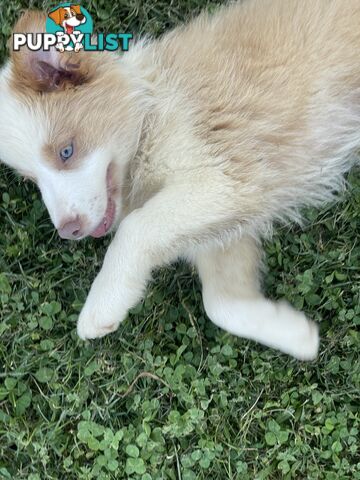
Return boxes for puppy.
[48,4,86,52]
[0,0,359,359]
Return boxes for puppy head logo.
[46,3,93,51]
[48,5,86,35]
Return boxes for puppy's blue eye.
[60,144,74,162]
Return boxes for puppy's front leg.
[74,42,83,53]
[77,178,234,340]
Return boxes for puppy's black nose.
[76,14,85,21]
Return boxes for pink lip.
[89,168,116,238]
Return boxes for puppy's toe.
[77,313,119,340]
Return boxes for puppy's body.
[0,0,359,359]
[127,0,360,223]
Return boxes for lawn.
[0,1,359,479]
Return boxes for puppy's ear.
[48,8,62,26]
[10,10,93,92]
[71,5,82,15]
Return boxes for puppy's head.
[49,5,86,34]
[0,11,144,240]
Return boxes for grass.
[0,1,359,479]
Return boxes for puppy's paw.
[299,319,320,361]
[74,43,83,53]
[76,300,123,340]
[277,302,319,361]
[55,43,65,52]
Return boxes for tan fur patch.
[10,11,93,92]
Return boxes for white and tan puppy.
[0,0,359,359]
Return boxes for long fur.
[0,0,359,359]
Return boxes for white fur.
[38,149,113,232]
[0,71,121,234]
[194,239,319,360]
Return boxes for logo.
[47,3,93,52]
[13,3,132,53]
